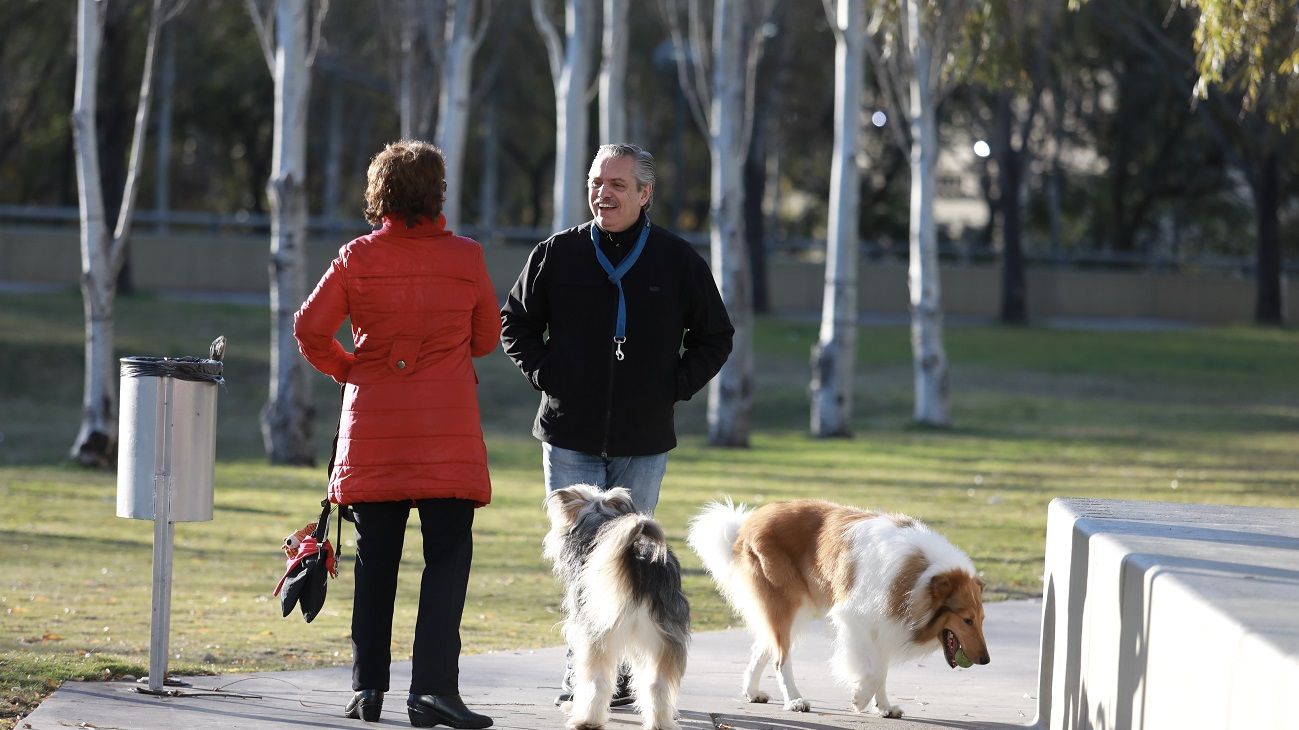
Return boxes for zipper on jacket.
[600,340,618,459]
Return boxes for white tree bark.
[436,0,489,229]
[258,0,315,464]
[533,0,591,231]
[705,0,753,447]
[905,0,950,426]
[599,0,628,143]
[71,0,165,466]
[810,0,864,438]
[661,0,771,447]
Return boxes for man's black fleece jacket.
[499,218,734,457]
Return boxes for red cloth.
[272,535,337,596]
[294,215,500,506]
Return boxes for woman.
[294,140,498,729]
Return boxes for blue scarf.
[590,217,651,361]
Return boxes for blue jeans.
[542,443,669,514]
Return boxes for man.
[500,142,733,703]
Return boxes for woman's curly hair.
[363,140,446,227]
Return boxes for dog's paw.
[744,690,769,704]
[850,688,871,713]
[567,719,603,730]
[783,698,810,712]
[559,700,574,713]
[879,705,904,719]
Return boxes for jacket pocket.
[538,356,561,396]
[388,338,421,375]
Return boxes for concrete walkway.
[21,600,1040,730]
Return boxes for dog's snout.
[979,653,990,665]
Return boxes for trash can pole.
[147,376,175,693]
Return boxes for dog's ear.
[544,487,589,529]
[929,572,955,603]
[604,487,637,514]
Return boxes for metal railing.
[1,204,1291,273]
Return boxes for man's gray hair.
[593,143,656,213]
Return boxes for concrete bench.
[1034,498,1299,729]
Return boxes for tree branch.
[862,23,911,154]
[821,0,842,44]
[687,0,711,106]
[421,0,448,75]
[1014,4,1060,154]
[1099,0,1250,175]
[305,0,330,68]
[244,0,276,73]
[657,0,709,137]
[110,0,165,275]
[739,0,777,157]
[469,0,495,52]
[531,0,563,85]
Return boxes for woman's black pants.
[349,498,474,695]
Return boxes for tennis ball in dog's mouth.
[954,648,973,668]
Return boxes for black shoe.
[555,654,575,706]
[344,689,384,722]
[609,669,635,708]
[407,694,493,729]
[553,668,635,708]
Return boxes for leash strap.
[327,385,346,560]
[590,218,651,361]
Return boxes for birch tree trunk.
[71,0,164,467]
[905,0,950,426]
[435,0,485,230]
[71,0,114,466]
[259,0,315,465]
[810,0,864,438]
[533,0,591,232]
[705,0,753,447]
[599,0,628,143]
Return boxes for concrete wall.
[2,227,1293,324]
[1035,498,1299,729]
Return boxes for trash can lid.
[120,336,226,383]
[121,356,224,384]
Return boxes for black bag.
[276,499,337,623]
[274,386,347,623]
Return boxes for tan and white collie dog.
[688,499,989,719]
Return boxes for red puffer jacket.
[293,215,500,506]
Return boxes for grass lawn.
[2,289,1297,728]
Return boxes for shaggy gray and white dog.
[543,485,690,730]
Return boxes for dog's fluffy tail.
[582,515,667,634]
[687,498,751,586]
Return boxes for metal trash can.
[114,336,224,693]
[116,352,223,521]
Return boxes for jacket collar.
[378,214,449,238]
[594,211,649,247]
